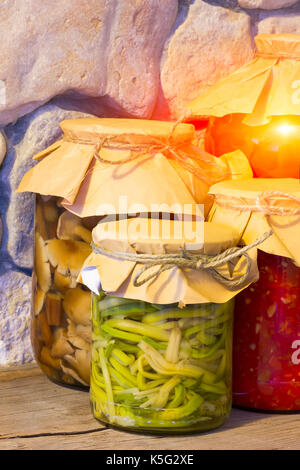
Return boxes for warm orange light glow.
[276,123,296,136]
[205,114,300,178]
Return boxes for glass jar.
[209,178,300,411]
[233,250,300,411]
[90,293,234,434]
[32,195,100,389]
[205,114,300,178]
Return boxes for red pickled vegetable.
[233,250,300,411]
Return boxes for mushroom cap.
[62,286,91,326]
[51,328,74,358]
[57,211,92,244]
[61,363,89,386]
[34,287,45,316]
[57,211,82,241]
[54,269,77,292]
[34,232,51,292]
[67,319,91,350]
[63,349,90,385]
[46,239,92,277]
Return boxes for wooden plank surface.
[0,366,299,450]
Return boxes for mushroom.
[46,239,92,278]
[35,201,48,240]
[45,292,63,326]
[34,287,45,316]
[63,349,90,385]
[38,310,53,347]
[62,287,91,326]
[43,199,59,223]
[61,363,89,387]
[54,269,77,292]
[51,328,74,358]
[75,323,91,344]
[57,211,92,244]
[40,346,61,370]
[67,320,90,351]
[34,232,51,293]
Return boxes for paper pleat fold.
[185,34,300,125]
[209,178,300,266]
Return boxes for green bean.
[108,365,135,389]
[140,340,217,383]
[191,328,227,359]
[142,306,212,325]
[158,392,204,421]
[152,376,181,408]
[215,351,227,381]
[111,348,135,366]
[137,355,166,380]
[109,356,137,386]
[101,303,157,318]
[141,336,168,351]
[167,384,185,408]
[114,340,140,354]
[199,381,227,395]
[104,319,170,342]
[101,324,143,343]
[196,330,217,346]
[165,327,182,363]
[105,342,115,359]
[184,314,228,341]
[99,297,136,311]
[98,347,115,422]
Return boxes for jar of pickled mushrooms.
[31,195,98,388]
[80,217,259,434]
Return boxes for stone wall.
[0,0,299,365]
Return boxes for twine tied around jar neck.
[63,111,224,185]
[214,191,300,217]
[91,230,272,290]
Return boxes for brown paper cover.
[185,34,300,126]
[80,218,258,305]
[209,178,300,265]
[17,118,252,218]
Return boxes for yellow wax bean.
[142,308,211,325]
[111,348,135,366]
[140,341,217,383]
[199,381,227,395]
[99,348,115,423]
[108,365,135,389]
[153,321,180,330]
[158,393,204,421]
[165,327,182,363]
[137,354,166,380]
[152,376,181,408]
[104,319,170,342]
[167,384,185,408]
[109,356,137,387]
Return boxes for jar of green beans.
[90,294,234,434]
[82,217,258,434]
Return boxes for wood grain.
[0,369,299,450]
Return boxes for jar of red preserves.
[234,250,300,411]
[209,178,300,411]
